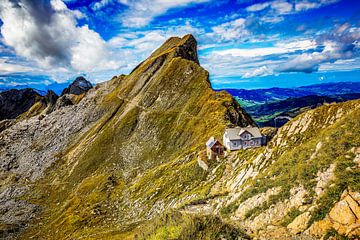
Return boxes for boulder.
[287,212,311,234]
[306,218,332,237]
[307,190,360,237]
[329,190,360,236]
[54,95,74,110]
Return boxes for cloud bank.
[278,24,360,73]
[0,0,115,72]
[0,0,357,88]
[118,0,211,27]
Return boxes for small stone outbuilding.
[206,137,224,160]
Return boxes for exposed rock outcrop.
[42,90,58,114]
[0,78,121,236]
[0,88,42,120]
[0,119,14,133]
[307,190,360,238]
[61,76,93,96]
[287,211,311,234]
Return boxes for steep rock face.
[42,90,58,114]
[61,76,93,95]
[0,35,253,239]
[0,89,42,120]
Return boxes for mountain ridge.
[224,81,360,103]
[0,35,359,240]
[0,34,254,239]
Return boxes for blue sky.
[0,0,359,90]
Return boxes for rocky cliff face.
[0,89,42,120]
[0,35,358,240]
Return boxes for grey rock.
[61,76,93,96]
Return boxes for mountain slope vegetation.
[0,35,253,239]
[219,99,360,238]
[0,35,359,240]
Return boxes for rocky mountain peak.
[148,34,199,64]
[173,34,199,64]
[61,76,93,96]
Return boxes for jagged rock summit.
[61,76,93,96]
[150,34,199,63]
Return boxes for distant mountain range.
[0,81,81,96]
[222,82,360,127]
[224,81,360,104]
[247,93,360,127]
[0,77,93,121]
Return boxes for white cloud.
[246,2,270,12]
[0,0,115,72]
[210,18,248,41]
[270,0,293,14]
[0,59,34,73]
[295,1,319,11]
[91,0,114,11]
[213,39,316,57]
[319,58,360,72]
[246,0,293,15]
[118,0,211,27]
[243,66,272,78]
[278,25,360,73]
[107,21,204,71]
[247,0,340,15]
[214,47,288,57]
[276,39,316,51]
[260,15,284,23]
[70,25,118,72]
[246,0,340,26]
[295,0,340,12]
[200,37,319,79]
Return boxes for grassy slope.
[127,99,360,239]
[135,211,250,240]
[20,36,253,239]
[221,99,360,230]
[18,35,359,239]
